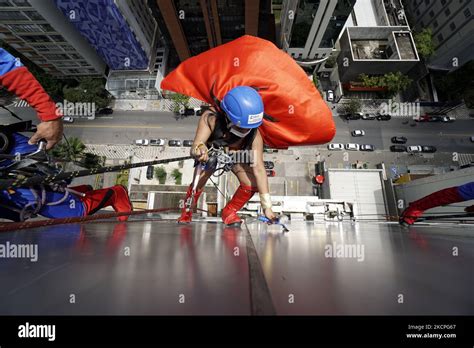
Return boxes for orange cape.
[161,35,335,149]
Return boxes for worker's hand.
[29,118,63,150]
[191,142,208,163]
[264,207,277,222]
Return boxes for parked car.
[441,116,456,122]
[97,107,113,115]
[351,129,365,137]
[62,116,74,123]
[407,145,423,153]
[327,90,334,102]
[428,115,442,122]
[328,143,344,151]
[470,136,474,143]
[362,113,376,120]
[360,144,375,151]
[376,114,391,121]
[413,114,430,122]
[390,145,407,152]
[149,139,165,146]
[391,136,407,144]
[264,161,275,170]
[345,143,360,151]
[168,140,182,147]
[421,145,437,153]
[146,165,154,180]
[181,108,195,116]
[135,139,149,146]
[266,169,276,177]
[183,140,194,147]
[345,112,362,120]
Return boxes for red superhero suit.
[400,182,474,225]
[162,36,335,224]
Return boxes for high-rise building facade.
[53,0,164,99]
[0,0,106,76]
[280,0,356,60]
[403,0,473,71]
[155,0,274,62]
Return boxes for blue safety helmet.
[221,86,264,129]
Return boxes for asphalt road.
[2,107,473,154]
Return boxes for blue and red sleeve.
[0,48,61,121]
[457,182,474,201]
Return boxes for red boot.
[82,185,133,221]
[400,187,464,225]
[178,185,203,223]
[222,184,258,226]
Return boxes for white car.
[62,116,74,123]
[135,139,149,146]
[327,90,334,102]
[441,116,456,122]
[149,139,165,146]
[470,136,474,143]
[328,143,344,151]
[351,130,365,137]
[407,145,422,153]
[345,143,360,151]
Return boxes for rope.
[0,155,193,190]
[0,206,213,233]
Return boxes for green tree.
[414,28,436,59]
[155,166,167,184]
[343,98,362,115]
[51,137,103,169]
[169,93,190,113]
[324,56,336,69]
[383,72,412,95]
[63,77,112,110]
[171,168,182,185]
[359,72,412,97]
[51,137,86,163]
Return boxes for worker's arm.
[251,131,276,221]
[191,110,214,162]
[0,48,63,149]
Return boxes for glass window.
[429,10,434,17]
[464,8,471,18]
[11,0,31,6]
[0,0,13,6]
[23,11,44,20]
[21,35,51,42]
[437,33,444,42]
[0,11,26,20]
[449,22,456,31]
[445,8,451,16]
[290,0,321,48]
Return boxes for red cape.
[161,35,335,149]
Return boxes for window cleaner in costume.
[0,48,132,222]
[400,182,474,225]
[161,35,336,226]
